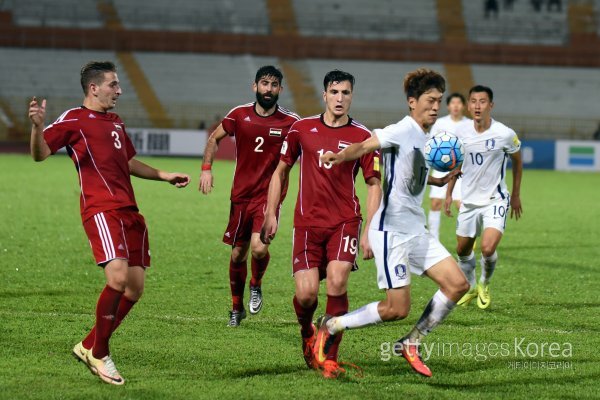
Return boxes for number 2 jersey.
[222,103,300,203]
[280,114,381,228]
[455,118,521,206]
[43,106,138,222]
[371,116,432,235]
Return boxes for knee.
[125,285,144,301]
[480,245,496,258]
[251,247,268,260]
[327,274,347,294]
[295,291,317,308]
[230,249,247,263]
[379,303,410,321]
[448,277,470,298]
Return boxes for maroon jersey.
[222,103,299,203]
[43,107,138,222]
[281,114,381,228]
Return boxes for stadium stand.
[0,48,148,128]
[462,0,568,45]
[292,0,440,41]
[0,0,103,28]
[132,52,295,128]
[113,0,270,34]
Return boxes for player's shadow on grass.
[0,288,78,298]
[226,364,310,378]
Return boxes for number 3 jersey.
[222,103,299,203]
[455,118,521,207]
[280,114,381,228]
[43,106,138,222]
[371,116,431,235]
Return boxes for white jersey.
[456,118,521,206]
[430,115,470,179]
[371,116,430,234]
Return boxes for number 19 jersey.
[280,115,381,228]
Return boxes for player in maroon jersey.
[261,70,382,379]
[28,61,190,385]
[199,66,299,327]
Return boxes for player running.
[445,85,523,309]
[29,61,190,385]
[199,66,299,326]
[316,69,468,377]
[261,70,381,379]
[427,93,469,240]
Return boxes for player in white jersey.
[428,93,469,240]
[444,85,523,309]
[315,69,469,377]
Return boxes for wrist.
[201,163,212,171]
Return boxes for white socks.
[413,290,456,337]
[480,251,498,285]
[328,301,382,334]
[428,210,441,240]
[458,251,476,288]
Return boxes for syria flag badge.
[269,128,282,137]
[338,141,351,150]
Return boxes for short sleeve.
[504,129,521,154]
[373,123,401,149]
[221,108,237,137]
[43,120,76,154]
[360,147,381,183]
[280,126,301,166]
[123,129,137,160]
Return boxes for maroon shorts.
[292,220,361,279]
[82,208,150,268]
[223,201,279,247]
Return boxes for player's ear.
[407,97,417,111]
[252,82,258,93]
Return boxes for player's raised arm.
[260,160,291,244]
[199,123,228,194]
[129,158,190,188]
[28,97,52,162]
[320,135,381,165]
[509,150,523,220]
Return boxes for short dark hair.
[255,65,283,85]
[469,85,494,102]
[80,61,116,95]
[403,68,445,100]
[323,70,355,90]
[446,92,466,105]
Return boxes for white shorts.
[429,170,462,200]
[369,230,451,289]
[456,197,510,238]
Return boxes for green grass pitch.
[1,153,599,399]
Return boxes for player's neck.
[450,114,463,123]
[83,98,109,113]
[474,117,492,133]
[322,112,349,128]
[254,103,277,117]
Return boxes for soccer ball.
[424,132,465,172]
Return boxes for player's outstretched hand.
[360,233,374,260]
[199,171,213,194]
[29,97,46,127]
[443,195,454,217]
[510,194,522,220]
[260,214,278,244]
[167,173,190,188]
[319,150,344,166]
